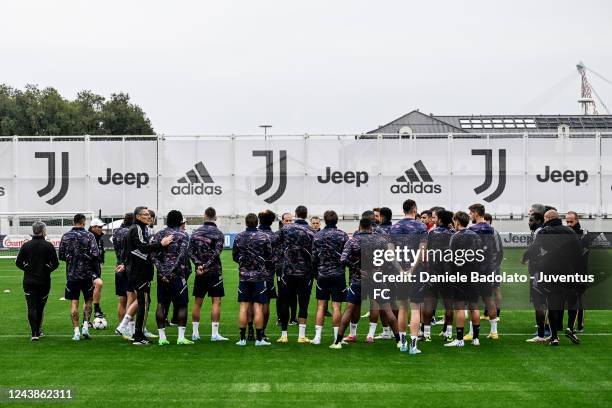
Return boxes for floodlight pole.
[259,124,272,139]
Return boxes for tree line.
[0,84,154,136]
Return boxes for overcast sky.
[2,0,611,135]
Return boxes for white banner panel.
[380,137,451,213]
[527,136,598,214]
[9,138,157,214]
[4,134,609,218]
[15,139,88,212]
[602,137,612,216]
[89,138,157,215]
[0,139,13,212]
[451,136,525,215]
[159,137,233,217]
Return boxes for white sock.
[298,324,306,338]
[400,331,407,343]
[314,325,322,340]
[118,314,132,330]
[367,322,377,338]
[82,321,89,331]
[178,326,186,340]
[410,335,418,349]
[281,330,288,338]
[468,321,473,335]
[192,322,200,337]
[333,326,339,340]
[383,326,390,335]
[349,322,357,336]
[73,327,80,335]
[212,322,219,337]
[446,325,452,336]
[128,321,135,334]
[158,328,166,341]
[490,319,498,334]
[424,325,431,337]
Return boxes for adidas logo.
[390,160,442,194]
[591,232,611,248]
[171,161,222,195]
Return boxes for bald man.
[530,210,581,346]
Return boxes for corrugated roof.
[368,111,612,134]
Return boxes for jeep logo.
[536,166,588,186]
[98,168,149,188]
[317,167,368,187]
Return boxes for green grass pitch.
[0,249,611,407]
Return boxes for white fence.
[1,133,611,218]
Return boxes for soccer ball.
[92,317,108,330]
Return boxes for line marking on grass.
[0,333,610,338]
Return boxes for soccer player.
[233,213,272,346]
[445,211,482,347]
[310,216,321,232]
[16,221,59,340]
[152,210,193,345]
[565,211,588,336]
[372,206,397,340]
[483,213,504,321]
[58,213,100,341]
[276,205,315,343]
[279,212,298,326]
[88,218,106,319]
[188,207,229,342]
[257,209,279,341]
[113,213,134,328]
[389,199,428,354]
[529,210,582,346]
[123,206,173,345]
[422,210,455,342]
[465,203,500,340]
[377,207,393,233]
[523,211,548,342]
[420,210,434,231]
[312,210,349,345]
[330,218,397,349]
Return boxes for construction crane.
[576,61,610,115]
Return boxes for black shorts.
[193,273,225,299]
[238,280,268,304]
[115,272,129,297]
[65,279,94,301]
[316,275,347,303]
[265,278,277,301]
[277,275,313,302]
[424,283,454,301]
[347,282,362,305]
[157,276,189,307]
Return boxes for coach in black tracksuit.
[124,206,173,344]
[530,210,581,345]
[16,221,59,340]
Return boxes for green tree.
[0,84,155,136]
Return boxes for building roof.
[367,110,612,135]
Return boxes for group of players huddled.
[16,199,589,353]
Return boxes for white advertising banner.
[3,134,609,217]
[5,137,157,215]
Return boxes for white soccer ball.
[92,317,108,330]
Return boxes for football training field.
[1,249,611,407]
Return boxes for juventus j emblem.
[252,150,287,204]
[35,152,70,205]
[472,149,506,203]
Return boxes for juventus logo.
[253,150,287,204]
[35,152,70,205]
[472,149,506,203]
